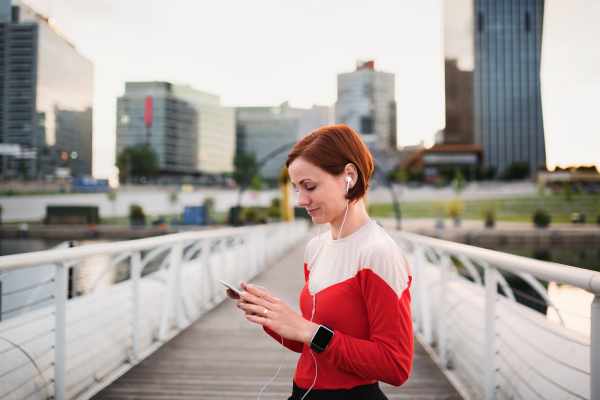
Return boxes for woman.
[227,124,413,400]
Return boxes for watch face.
[312,325,334,350]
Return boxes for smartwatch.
[310,325,335,354]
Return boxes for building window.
[478,12,484,32]
[525,12,531,32]
[361,117,374,135]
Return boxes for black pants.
[288,381,388,400]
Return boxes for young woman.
[227,124,413,400]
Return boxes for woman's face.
[288,157,349,225]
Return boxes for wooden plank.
[93,228,463,400]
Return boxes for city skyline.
[19,0,600,184]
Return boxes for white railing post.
[201,239,212,310]
[415,244,432,344]
[158,243,181,341]
[172,242,183,328]
[54,262,67,400]
[484,263,497,400]
[592,295,600,400]
[131,251,141,361]
[438,252,450,367]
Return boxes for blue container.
[183,206,206,225]
[76,177,110,192]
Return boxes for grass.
[369,193,600,224]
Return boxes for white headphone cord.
[258,193,350,400]
[301,199,349,400]
[257,335,285,400]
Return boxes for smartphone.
[218,279,244,296]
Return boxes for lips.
[307,208,319,215]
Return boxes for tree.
[233,153,262,189]
[499,162,530,181]
[116,144,159,184]
[453,168,465,194]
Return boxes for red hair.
[286,124,374,203]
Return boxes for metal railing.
[0,220,308,400]
[388,230,599,400]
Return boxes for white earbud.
[346,176,352,193]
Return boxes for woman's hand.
[238,284,318,346]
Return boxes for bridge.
[0,220,596,400]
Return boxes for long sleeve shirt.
[264,220,413,389]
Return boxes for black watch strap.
[310,324,335,354]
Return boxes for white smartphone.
[218,279,244,296]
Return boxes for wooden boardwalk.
[93,230,463,400]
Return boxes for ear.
[344,163,358,188]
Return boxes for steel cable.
[498,302,590,347]
[0,296,54,317]
[497,352,547,400]
[0,329,54,357]
[497,369,526,400]
[498,335,589,399]
[0,362,52,400]
[0,346,53,379]
[497,317,589,375]
[0,279,54,297]
[0,312,54,334]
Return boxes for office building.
[335,61,398,172]
[116,82,235,183]
[474,0,546,177]
[236,102,331,181]
[0,0,93,179]
[444,59,473,145]
[443,0,547,178]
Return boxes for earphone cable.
[302,199,349,400]
[257,335,285,400]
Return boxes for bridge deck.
[93,230,463,400]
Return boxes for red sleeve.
[318,269,413,386]
[262,262,311,353]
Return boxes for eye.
[293,185,299,193]
[307,186,315,191]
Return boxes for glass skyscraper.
[0,0,93,179]
[473,0,546,177]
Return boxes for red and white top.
[264,220,413,389]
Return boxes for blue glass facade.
[474,0,546,177]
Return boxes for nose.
[297,190,310,207]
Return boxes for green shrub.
[129,204,145,220]
[481,203,498,223]
[533,209,551,227]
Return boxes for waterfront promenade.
[92,229,463,400]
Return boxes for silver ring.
[263,308,268,317]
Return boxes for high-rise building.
[116,82,235,183]
[474,0,546,177]
[235,102,331,181]
[444,59,473,145]
[0,0,93,179]
[443,0,547,178]
[335,61,398,172]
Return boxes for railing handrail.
[392,230,600,295]
[0,223,286,272]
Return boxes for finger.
[241,283,273,296]
[241,302,270,316]
[226,289,240,300]
[239,292,262,306]
[245,284,278,304]
[245,314,271,327]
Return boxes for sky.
[21,0,600,183]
